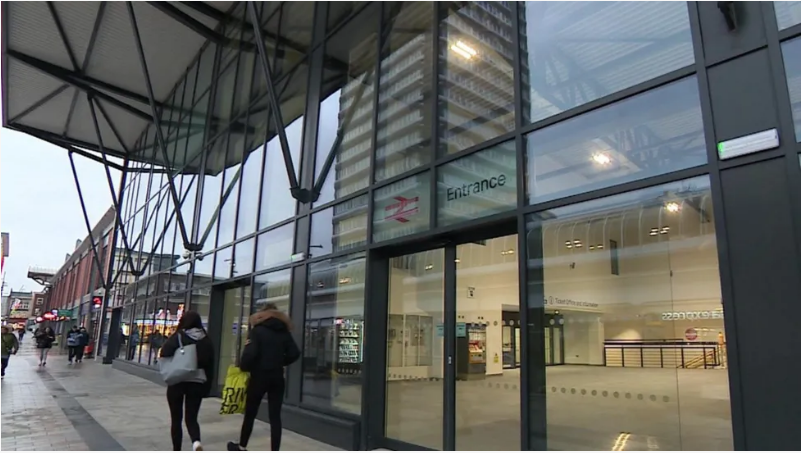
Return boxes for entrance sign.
[717,128,779,160]
[437,142,517,227]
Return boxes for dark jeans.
[1,357,9,376]
[68,346,80,362]
[75,347,85,361]
[240,372,285,450]
[166,382,205,451]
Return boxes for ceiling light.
[597,244,604,249]
[592,153,612,165]
[589,245,595,250]
[454,258,461,263]
[565,241,571,246]
[452,40,477,59]
[425,264,434,270]
[573,240,581,244]
[506,249,514,255]
[566,245,573,249]
[665,202,680,213]
[339,277,351,284]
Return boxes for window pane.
[437,141,517,227]
[253,268,292,313]
[781,38,801,142]
[373,172,432,242]
[236,146,264,239]
[439,2,516,155]
[315,5,377,206]
[233,239,255,278]
[191,287,211,330]
[302,253,366,414]
[375,3,434,182]
[258,119,301,228]
[521,2,694,124]
[214,246,233,280]
[525,76,705,204]
[310,195,369,258]
[775,1,801,30]
[525,176,732,450]
[255,223,295,271]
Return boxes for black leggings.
[240,373,285,450]
[166,382,205,451]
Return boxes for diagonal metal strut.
[68,151,109,290]
[246,1,306,202]
[127,1,197,252]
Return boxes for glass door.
[384,248,445,450]
[217,284,249,386]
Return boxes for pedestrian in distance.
[67,326,82,364]
[228,303,300,452]
[17,327,25,344]
[1,326,20,379]
[76,327,90,362]
[160,311,215,452]
[34,325,55,366]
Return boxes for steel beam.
[8,84,70,124]
[146,1,255,52]
[68,151,109,290]
[88,94,139,276]
[199,165,243,246]
[127,1,195,251]
[246,1,304,201]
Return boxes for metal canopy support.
[88,94,139,276]
[146,1,255,52]
[67,151,109,291]
[8,84,69,124]
[127,1,198,252]
[199,165,243,246]
[246,1,309,203]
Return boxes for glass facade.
[102,2,801,451]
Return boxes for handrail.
[603,339,722,369]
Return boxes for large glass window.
[775,1,801,30]
[372,172,432,243]
[258,121,300,228]
[525,176,732,450]
[439,2,516,155]
[255,222,295,271]
[315,5,377,206]
[310,195,368,258]
[302,253,366,414]
[236,146,264,239]
[781,38,801,142]
[233,239,255,278]
[526,77,705,204]
[437,141,517,227]
[521,2,694,124]
[253,269,292,313]
[375,3,434,182]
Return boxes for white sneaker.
[193,441,203,451]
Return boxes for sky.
[0,129,118,293]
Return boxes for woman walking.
[1,326,20,379]
[228,303,300,451]
[34,325,55,366]
[159,311,214,452]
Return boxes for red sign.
[384,196,419,223]
[685,328,698,341]
[43,313,56,321]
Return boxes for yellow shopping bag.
[220,365,249,415]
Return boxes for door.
[377,232,521,451]
[216,283,251,387]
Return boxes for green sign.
[57,309,72,317]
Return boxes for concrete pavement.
[0,340,341,451]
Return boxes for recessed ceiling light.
[425,264,434,270]
[592,153,612,165]
[451,40,477,59]
[454,258,461,263]
[589,245,595,250]
[665,202,680,213]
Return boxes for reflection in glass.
[372,172,431,243]
[237,146,265,239]
[375,3,434,182]
[190,287,211,330]
[302,253,366,414]
[775,1,801,30]
[385,249,444,449]
[437,141,517,227]
[214,246,233,280]
[233,239,255,277]
[520,2,694,124]
[310,195,368,257]
[525,176,732,450]
[439,3,516,155]
[526,77,705,204]
[455,235,520,450]
[781,38,801,142]
[255,223,295,271]
[315,5,377,206]
[253,269,291,314]
[218,286,247,386]
[259,118,301,228]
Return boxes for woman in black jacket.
[160,311,215,452]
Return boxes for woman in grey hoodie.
[159,311,215,451]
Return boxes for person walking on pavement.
[1,326,20,379]
[160,311,215,452]
[17,327,25,344]
[34,325,55,366]
[67,326,82,364]
[228,303,300,451]
[76,327,90,363]
[127,328,140,361]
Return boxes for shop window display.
[525,176,732,450]
[302,253,366,414]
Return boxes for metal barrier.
[603,339,721,369]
